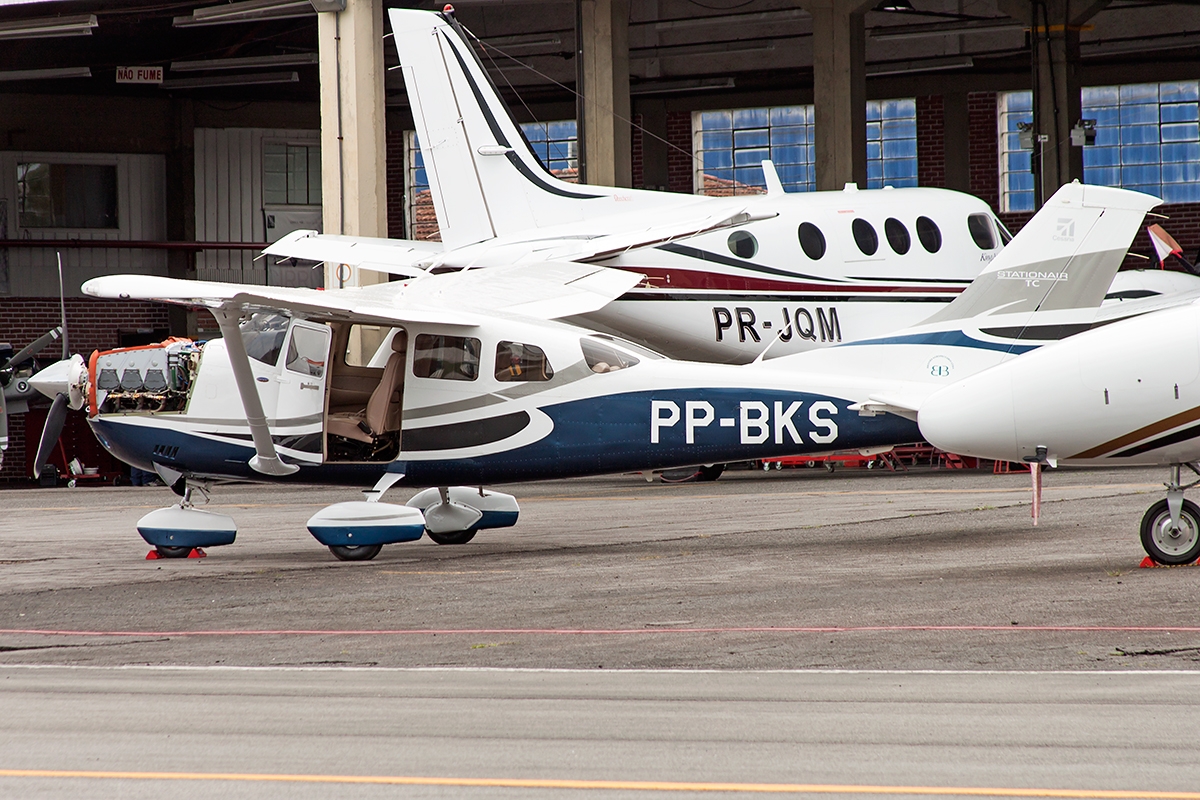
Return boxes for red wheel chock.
[145,548,207,560]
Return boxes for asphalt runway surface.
[2,465,1200,798]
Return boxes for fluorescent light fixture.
[870,19,1023,40]
[866,55,973,75]
[631,77,736,95]
[173,0,314,28]
[160,70,300,89]
[0,13,96,40]
[171,53,318,72]
[0,66,91,81]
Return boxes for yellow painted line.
[0,770,1198,797]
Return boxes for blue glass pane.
[866,103,881,122]
[734,129,769,148]
[1121,126,1160,146]
[734,148,770,167]
[867,141,881,160]
[882,160,917,179]
[882,119,916,139]
[412,134,421,148]
[771,126,808,145]
[1009,192,1035,212]
[1162,123,1199,142]
[1161,81,1200,103]
[1163,182,1200,202]
[1161,104,1199,123]
[699,111,732,129]
[415,167,427,186]
[1123,144,1161,164]
[771,106,808,125]
[733,108,768,127]
[882,139,916,159]
[1163,142,1200,163]
[547,120,576,139]
[1084,147,1120,167]
[867,161,882,180]
[702,151,733,169]
[412,149,425,168]
[1122,164,1161,184]
[1084,85,1119,105]
[778,164,809,184]
[1090,107,1121,127]
[1006,151,1031,172]
[702,131,732,150]
[1006,91,1033,112]
[866,122,881,141]
[521,123,548,142]
[1008,172,1034,191]
[706,168,733,183]
[1083,166,1121,186]
[734,167,765,187]
[1120,83,1159,104]
[772,145,807,165]
[1121,105,1159,125]
[1163,162,1200,183]
[1092,127,1120,147]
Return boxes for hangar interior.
[2,0,1199,481]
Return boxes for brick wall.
[916,94,945,188]
[1,298,169,483]
[386,128,407,239]
[666,110,694,194]
[968,91,1000,212]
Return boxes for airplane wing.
[263,230,444,278]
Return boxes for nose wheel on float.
[1140,464,1200,566]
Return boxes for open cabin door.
[324,325,408,462]
[275,320,331,463]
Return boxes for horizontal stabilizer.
[263,230,443,277]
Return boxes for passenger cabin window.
[727,230,757,258]
[582,337,640,373]
[797,222,825,260]
[916,216,942,253]
[285,325,329,378]
[495,341,554,382]
[240,312,290,366]
[851,218,878,256]
[884,218,910,255]
[344,324,392,367]
[413,334,481,381]
[967,213,997,250]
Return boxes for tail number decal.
[713,307,842,344]
[651,399,838,445]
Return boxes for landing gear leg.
[1140,463,1200,565]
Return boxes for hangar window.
[263,143,321,206]
[407,121,577,242]
[693,99,916,195]
[916,216,942,253]
[851,218,878,256]
[413,334,480,381]
[999,81,1200,211]
[17,163,117,229]
[495,341,554,382]
[798,222,826,260]
[884,218,910,255]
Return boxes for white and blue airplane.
[265,8,1200,366]
[30,181,1183,563]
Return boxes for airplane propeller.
[28,354,88,479]
[0,326,63,470]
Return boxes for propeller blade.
[33,393,68,480]
[6,327,61,370]
[57,251,69,360]
[0,386,8,468]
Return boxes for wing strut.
[212,306,299,477]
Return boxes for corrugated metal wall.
[194,127,321,285]
[0,152,167,297]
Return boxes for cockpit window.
[582,337,640,373]
[413,334,481,381]
[495,341,554,382]
[240,312,289,366]
[727,230,758,259]
[967,213,997,250]
[588,333,665,360]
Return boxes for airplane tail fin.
[389,9,666,249]
[921,181,1162,326]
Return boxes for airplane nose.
[918,373,1019,462]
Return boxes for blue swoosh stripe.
[838,330,1039,354]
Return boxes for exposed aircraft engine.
[94,339,199,414]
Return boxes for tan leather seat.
[327,333,406,444]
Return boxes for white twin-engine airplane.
[261,8,1047,364]
[30,182,1184,563]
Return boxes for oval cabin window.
[851,218,878,256]
[916,216,942,253]
[967,213,997,250]
[797,222,826,260]
[727,230,758,259]
[884,218,910,255]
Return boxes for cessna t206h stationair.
[30,182,1181,562]
[267,8,1053,364]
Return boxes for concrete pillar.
[999,0,1109,206]
[317,0,386,290]
[799,0,874,191]
[943,91,971,193]
[577,0,632,187]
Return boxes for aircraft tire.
[696,464,725,481]
[1140,498,1200,565]
[328,544,383,561]
[426,529,478,545]
[155,546,193,559]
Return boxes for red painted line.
[2,625,1200,637]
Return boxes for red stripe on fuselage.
[626,267,965,294]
